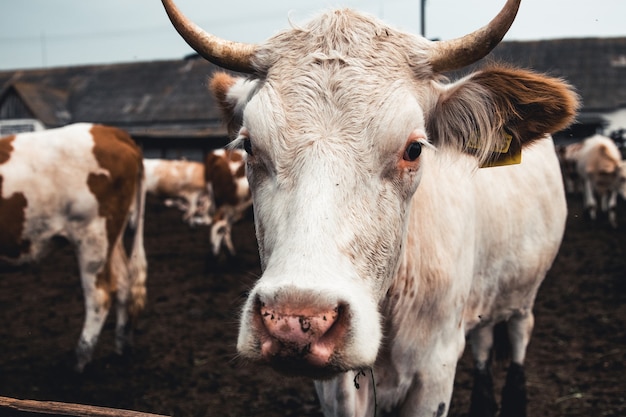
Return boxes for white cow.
[575,135,624,228]
[0,123,147,372]
[162,0,578,416]
[143,158,211,225]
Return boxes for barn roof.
[0,37,624,138]
[0,56,230,138]
[458,37,626,112]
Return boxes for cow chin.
[263,351,351,380]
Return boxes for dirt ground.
[0,193,624,417]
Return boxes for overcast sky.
[1,0,624,71]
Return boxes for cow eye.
[243,138,253,156]
[403,141,422,161]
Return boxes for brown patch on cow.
[0,178,30,259]
[209,72,240,138]
[205,150,239,206]
[235,162,246,178]
[0,136,30,259]
[0,135,16,164]
[87,125,142,292]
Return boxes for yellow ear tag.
[469,131,522,168]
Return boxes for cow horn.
[428,0,521,73]
[161,0,256,74]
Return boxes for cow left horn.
[428,0,520,73]
[161,0,256,74]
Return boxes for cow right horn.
[428,0,521,73]
[161,0,256,74]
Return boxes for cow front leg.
[498,312,534,417]
[76,282,112,372]
[399,364,456,417]
[315,371,372,417]
[605,191,618,228]
[74,232,114,372]
[468,324,498,417]
[582,179,597,221]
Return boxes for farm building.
[0,55,233,161]
[1,37,625,155]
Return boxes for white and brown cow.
[574,134,624,228]
[0,123,147,372]
[163,0,578,416]
[204,148,252,257]
[143,158,211,225]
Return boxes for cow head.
[163,0,578,378]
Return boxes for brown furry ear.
[427,65,579,166]
[470,65,580,143]
[209,72,240,138]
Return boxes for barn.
[0,55,234,160]
[1,37,626,152]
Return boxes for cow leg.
[110,241,133,355]
[399,363,456,417]
[315,372,372,417]
[498,312,533,417]
[222,222,236,256]
[468,324,498,417]
[182,192,200,225]
[582,179,597,221]
[74,237,113,372]
[605,191,618,228]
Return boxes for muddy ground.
[0,193,624,417]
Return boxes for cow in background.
[575,134,624,227]
[0,123,147,372]
[143,158,212,226]
[204,148,252,257]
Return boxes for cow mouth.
[262,351,348,380]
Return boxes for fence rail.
[0,396,168,417]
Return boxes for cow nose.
[257,301,345,369]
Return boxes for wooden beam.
[0,396,168,417]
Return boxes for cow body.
[163,0,578,415]
[143,158,211,225]
[0,123,147,372]
[575,134,624,227]
[204,148,251,257]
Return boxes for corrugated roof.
[0,56,231,137]
[457,37,626,111]
[0,37,624,136]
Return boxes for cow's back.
[144,159,205,195]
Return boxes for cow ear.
[209,72,258,139]
[427,65,579,166]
